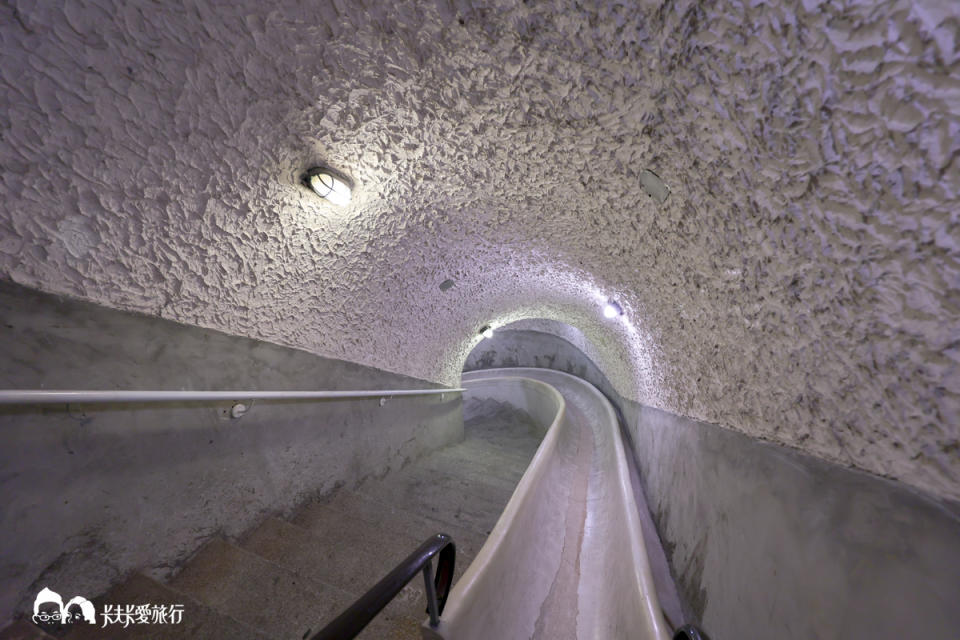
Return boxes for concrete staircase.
[3,398,541,640]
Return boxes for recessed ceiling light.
[480,325,494,339]
[603,301,623,319]
[302,166,352,206]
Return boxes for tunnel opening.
[462,319,610,382]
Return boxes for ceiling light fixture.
[603,301,623,319]
[302,166,353,206]
[480,325,494,339]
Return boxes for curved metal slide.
[424,368,672,640]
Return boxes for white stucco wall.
[0,0,957,500]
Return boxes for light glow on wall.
[603,301,623,319]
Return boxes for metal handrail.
[311,533,456,640]
[0,388,463,405]
[674,623,709,639]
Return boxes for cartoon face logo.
[32,588,95,627]
[32,588,63,625]
[64,596,97,624]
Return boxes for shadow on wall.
[461,325,960,640]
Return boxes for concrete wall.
[0,280,464,625]
[464,329,960,640]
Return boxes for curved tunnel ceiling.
[0,1,958,501]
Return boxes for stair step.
[239,518,428,633]
[0,620,55,640]
[62,573,267,640]
[297,491,487,561]
[168,538,361,640]
[412,449,528,496]
[430,449,529,484]
[239,517,417,595]
[448,437,540,467]
[290,495,483,635]
[354,465,514,535]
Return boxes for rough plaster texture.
[464,330,960,639]
[0,0,958,500]
[0,280,464,625]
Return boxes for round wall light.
[302,166,353,206]
[480,325,494,339]
[603,301,623,319]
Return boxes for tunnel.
[1,1,959,639]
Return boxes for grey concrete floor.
[5,397,542,640]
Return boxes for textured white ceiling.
[1,0,958,500]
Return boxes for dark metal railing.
[674,623,709,639]
[311,533,456,640]
[310,529,707,640]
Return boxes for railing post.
[423,558,439,627]
[311,533,452,640]
[673,624,707,639]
